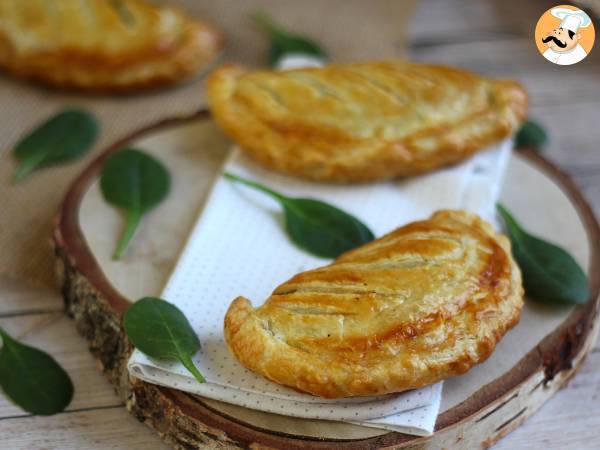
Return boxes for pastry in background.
[224,210,523,398]
[207,61,527,182]
[0,0,224,91]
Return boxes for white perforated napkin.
[128,138,512,436]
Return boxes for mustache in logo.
[542,35,567,48]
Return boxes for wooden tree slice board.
[53,111,600,449]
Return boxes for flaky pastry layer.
[224,210,524,398]
[0,0,223,91]
[207,61,527,182]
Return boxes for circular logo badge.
[535,5,595,65]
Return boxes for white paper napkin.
[128,138,512,436]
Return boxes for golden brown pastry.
[224,210,523,398]
[207,61,527,182]
[0,0,223,91]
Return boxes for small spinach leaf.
[12,108,98,182]
[515,120,548,150]
[0,328,73,415]
[124,298,205,384]
[252,12,328,67]
[224,172,374,258]
[100,149,170,260]
[498,204,589,304]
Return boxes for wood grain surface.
[2,0,599,448]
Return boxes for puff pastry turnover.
[224,210,523,398]
[0,0,223,91]
[207,61,527,182]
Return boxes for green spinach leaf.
[515,120,548,150]
[100,149,170,260]
[110,0,135,26]
[12,108,98,182]
[0,328,73,415]
[252,12,328,67]
[498,204,589,304]
[124,297,205,384]
[224,172,374,258]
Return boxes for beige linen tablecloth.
[0,0,415,289]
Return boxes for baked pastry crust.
[207,61,527,182]
[224,210,523,398]
[0,0,223,91]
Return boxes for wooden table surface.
[1,0,599,448]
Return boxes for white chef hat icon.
[551,7,592,33]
